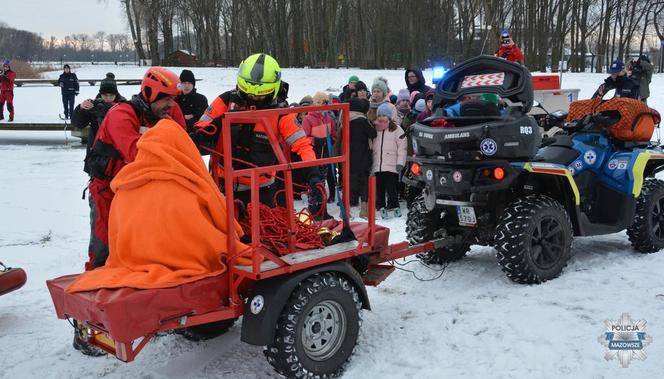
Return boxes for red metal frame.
[70,103,437,363]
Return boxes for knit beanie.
[2,59,10,67]
[397,89,410,103]
[299,95,313,106]
[349,97,370,113]
[371,78,388,95]
[376,103,393,118]
[179,69,196,85]
[312,91,328,105]
[64,64,71,70]
[348,75,359,84]
[99,74,118,95]
[414,99,426,112]
[409,90,421,104]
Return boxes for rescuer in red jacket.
[0,60,16,121]
[73,66,186,357]
[494,31,525,63]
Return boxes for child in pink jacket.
[372,103,407,218]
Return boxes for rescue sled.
[47,103,438,378]
[0,262,27,296]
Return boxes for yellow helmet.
[236,53,281,99]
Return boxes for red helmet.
[141,67,180,103]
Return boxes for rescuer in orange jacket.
[193,53,324,212]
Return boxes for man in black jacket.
[175,69,208,131]
[72,73,125,174]
[593,60,640,100]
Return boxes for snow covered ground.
[1,64,664,378]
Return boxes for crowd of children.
[292,70,434,219]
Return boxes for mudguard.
[240,261,370,346]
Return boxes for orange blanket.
[68,119,250,292]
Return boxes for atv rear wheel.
[627,178,664,253]
[407,193,470,264]
[495,195,572,284]
[264,272,361,378]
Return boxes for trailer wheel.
[177,319,236,341]
[264,272,361,378]
[628,178,664,253]
[495,195,572,284]
[407,193,469,264]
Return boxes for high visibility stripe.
[198,114,213,122]
[285,130,306,146]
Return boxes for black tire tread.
[264,272,362,379]
[627,178,664,253]
[494,194,573,284]
[406,193,469,264]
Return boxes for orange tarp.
[67,119,250,293]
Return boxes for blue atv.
[405,56,664,284]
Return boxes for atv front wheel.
[264,272,361,378]
[495,195,572,284]
[407,193,470,264]
[627,178,664,253]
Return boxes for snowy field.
[1,64,664,378]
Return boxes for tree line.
[121,0,664,72]
[0,22,135,63]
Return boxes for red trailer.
[47,103,439,378]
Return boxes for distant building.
[168,50,197,66]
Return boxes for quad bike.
[405,56,664,284]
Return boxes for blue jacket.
[58,72,79,95]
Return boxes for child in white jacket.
[372,103,407,218]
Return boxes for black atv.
[404,56,664,284]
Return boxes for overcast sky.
[0,0,127,39]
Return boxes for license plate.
[456,206,477,226]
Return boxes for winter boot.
[8,115,13,122]
[380,208,390,219]
[359,202,368,219]
[73,322,107,357]
[0,113,4,121]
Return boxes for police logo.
[607,159,618,170]
[598,313,652,368]
[584,150,597,165]
[480,138,497,156]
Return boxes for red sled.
[0,266,27,296]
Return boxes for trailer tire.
[264,272,361,378]
[628,178,664,253]
[177,319,236,341]
[407,193,469,264]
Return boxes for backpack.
[567,97,659,141]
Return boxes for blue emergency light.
[432,66,447,82]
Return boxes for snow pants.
[375,171,399,210]
[62,93,75,118]
[86,179,114,271]
[0,91,13,119]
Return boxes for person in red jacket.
[494,31,525,63]
[193,53,321,211]
[0,60,16,121]
[73,66,185,356]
